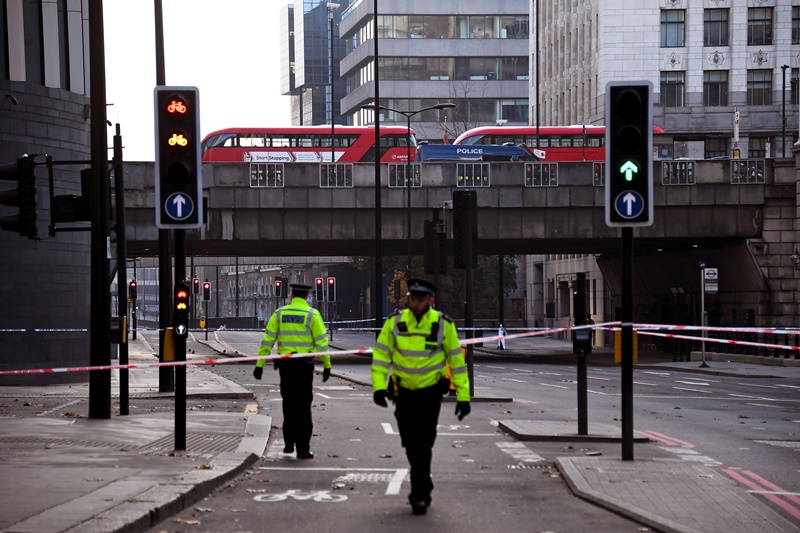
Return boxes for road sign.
[613,190,645,219]
[704,268,719,294]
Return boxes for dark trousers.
[278,359,315,453]
[394,385,443,501]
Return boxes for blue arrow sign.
[165,192,195,221]
[614,190,644,219]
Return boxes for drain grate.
[0,436,126,449]
[139,432,241,456]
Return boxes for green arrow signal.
[620,160,639,181]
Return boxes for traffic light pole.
[174,230,187,451]
[113,125,130,416]
[465,199,475,399]
[621,227,634,460]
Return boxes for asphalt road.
[128,329,800,531]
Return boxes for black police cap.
[289,282,313,292]
[406,278,436,296]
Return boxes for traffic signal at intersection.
[605,81,653,227]
[129,280,137,300]
[154,86,202,229]
[203,281,211,301]
[0,155,37,238]
[192,277,200,294]
[327,277,336,303]
[173,281,190,336]
[315,278,324,301]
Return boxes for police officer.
[372,278,470,515]
[253,282,331,459]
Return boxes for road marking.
[729,393,771,400]
[381,421,495,437]
[496,441,545,463]
[538,383,569,389]
[513,399,539,404]
[511,368,535,373]
[316,393,333,399]
[258,466,409,496]
[675,380,710,386]
[381,422,396,435]
[659,447,722,466]
[485,365,506,369]
[588,376,611,381]
[736,382,779,390]
[643,371,670,376]
[37,399,82,417]
[475,374,493,379]
[636,430,694,447]
[746,403,782,409]
[501,378,526,383]
[587,389,609,395]
[776,384,800,390]
[673,386,712,394]
[723,470,800,520]
[633,381,657,386]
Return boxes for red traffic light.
[328,278,334,285]
[176,289,188,299]
[167,98,188,114]
[203,282,210,290]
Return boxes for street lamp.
[327,2,340,164]
[360,102,456,278]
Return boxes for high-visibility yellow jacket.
[255,297,331,369]
[372,307,469,402]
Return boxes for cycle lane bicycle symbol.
[253,489,347,503]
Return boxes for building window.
[793,7,800,44]
[661,71,685,107]
[749,137,768,158]
[747,70,772,106]
[705,138,728,159]
[704,9,729,47]
[747,8,773,46]
[660,10,685,47]
[791,68,799,106]
[703,71,728,106]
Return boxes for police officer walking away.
[253,282,331,459]
[372,279,470,515]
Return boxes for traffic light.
[154,86,202,229]
[174,281,190,336]
[203,281,211,301]
[605,81,653,227]
[129,280,137,300]
[327,277,336,302]
[275,278,283,298]
[315,278,324,301]
[424,219,447,275]
[452,190,477,269]
[0,155,37,238]
[192,277,200,294]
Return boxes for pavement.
[0,332,797,533]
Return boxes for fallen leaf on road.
[85,477,104,482]
[196,464,212,469]
[194,507,214,513]
[230,508,247,513]
[173,518,201,525]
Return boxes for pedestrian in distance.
[372,278,470,515]
[253,282,331,459]
[497,323,507,350]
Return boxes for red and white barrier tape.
[636,330,800,353]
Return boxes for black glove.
[253,366,263,380]
[373,389,388,407]
[322,367,331,382]
[455,401,470,421]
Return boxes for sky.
[103,1,292,161]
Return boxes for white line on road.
[501,378,526,383]
[259,466,409,496]
[475,374,493,379]
[538,383,569,389]
[633,381,657,387]
[675,380,710,386]
[673,386,712,394]
[737,382,779,390]
[37,399,81,417]
[643,371,671,376]
[729,393,771,400]
[587,389,609,395]
[387,468,409,495]
[511,368,535,373]
[776,384,800,390]
[485,365,506,369]
[381,422,396,435]
[588,376,611,381]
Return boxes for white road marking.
[485,365,506,369]
[502,378,526,383]
[673,386,712,394]
[316,393,333,399]
[675,380,710,386]
[588,376,611,381]
[258,467,409,496]
[387,468,408,495]
[496,441,545,463]
[538,383,569,389]
[736,382,779,390]
[511,368,535,373]
[729,393,771,400]
[381,422,396,435]
[746,403,782,409]
[37,399,81,417]
[633,381,657,386]
[643,371,671,376]
[587,389,609,395]
[475,374,493,379]
[776,384,800,390]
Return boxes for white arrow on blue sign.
[165,192,195,221]
[614,190,645,220]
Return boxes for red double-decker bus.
[201,125,416,163]
[453,125,665,162]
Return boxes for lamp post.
[782,64,789,158]
[361,102,455,279]
[327,2,340,164]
